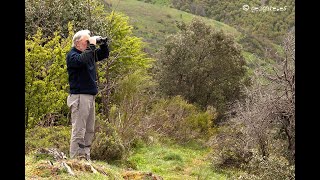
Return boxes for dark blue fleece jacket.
[66,43,109,95]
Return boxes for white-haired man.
[66,29,109,160]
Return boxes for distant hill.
[101,0,280,71]
[141,0,295,45]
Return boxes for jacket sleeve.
[67,45,96,68]
[95,43,110,62]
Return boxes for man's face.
[75,34,90,52]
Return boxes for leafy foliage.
[25,26,72,128]
[155,18,249,118]
[97,11,153,85]
[93,11,154,116]
[25,0,108,38]
[91,118,126,162]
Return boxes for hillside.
[142,0,295,45]
[102,0,241,55]
[101,0,281,72]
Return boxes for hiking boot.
[86,154,92,162]
[76,154,87,161]
[74,153,91,162]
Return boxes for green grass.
[128,141,228,179]
[139,0,171,6]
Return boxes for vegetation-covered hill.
[139,0,295,45]
[101,0,284,68]
[102,0,241,55]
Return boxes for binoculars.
[96,37,108,45]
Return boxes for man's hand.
[88,37,97,45]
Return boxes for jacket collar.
[72,47,82,53]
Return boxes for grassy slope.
[104,0,241,54]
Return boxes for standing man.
[66,29,109,160]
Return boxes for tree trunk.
[257,134,268,160]
[283,116,295,165]
[25,106,29,129]
[101,72,111,122]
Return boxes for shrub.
[108,70,157,150]
[25,126,71,155]
[145,96,217,143]
[234,153,295,180]
[209,126,252,169]
[155,18,248,119]
[91,119,126,162]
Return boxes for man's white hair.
[72,29,91,47]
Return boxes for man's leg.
[84,95,95,160]
[68,94,90,159]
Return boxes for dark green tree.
[155,18,249,119]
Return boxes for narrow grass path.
[127,141,228,179]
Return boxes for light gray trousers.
[67,94,95,158]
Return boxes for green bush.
[25,126,71,155]
[146,96,217,142]
[25,28,71,129]
[108,70,157,150]
[91,120,126,162]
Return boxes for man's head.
[72,30,91,52]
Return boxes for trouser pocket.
[67,94,80,108]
